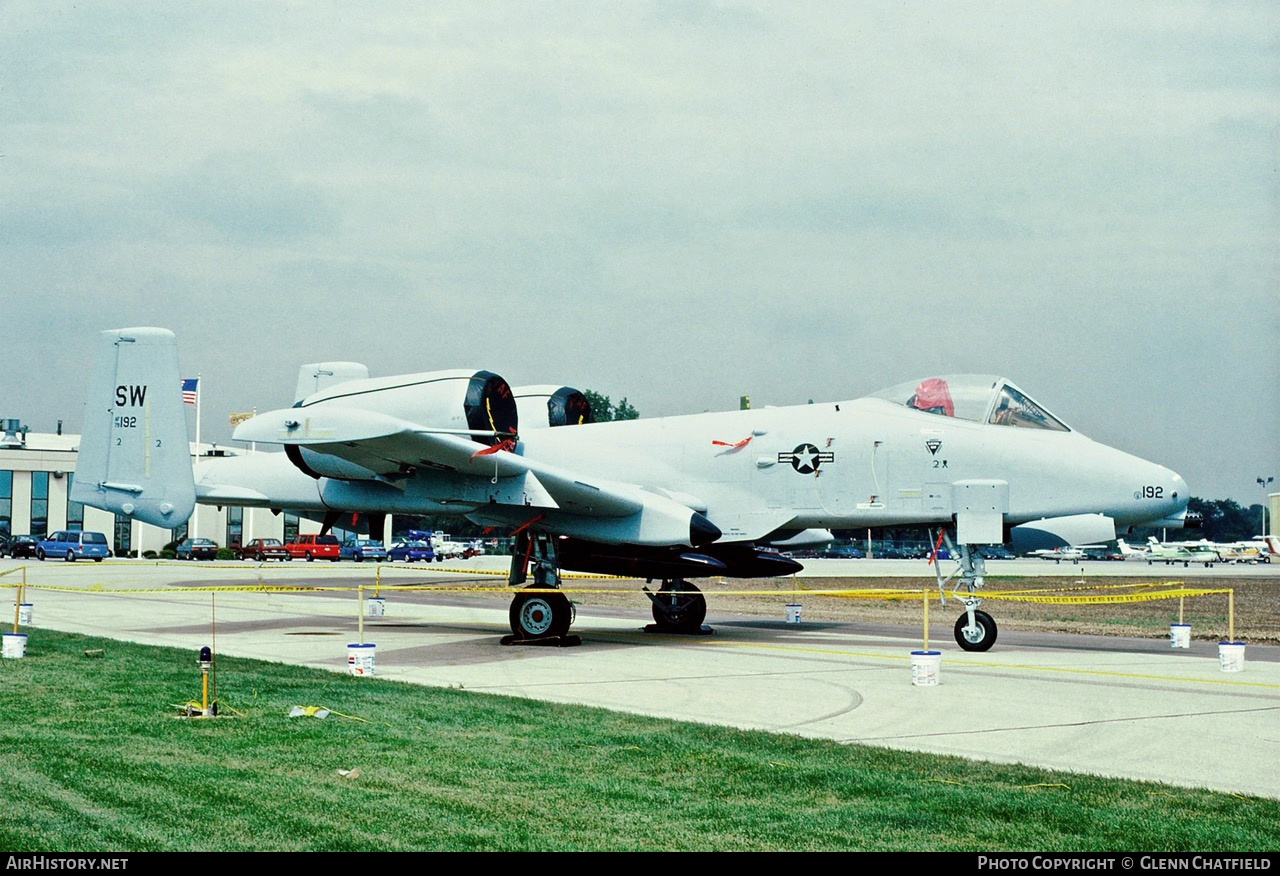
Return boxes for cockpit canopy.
[870,375,1070,432]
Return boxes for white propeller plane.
[72,328,1190,651]
[1028,546,1087,563]
[1143,536,1219,567]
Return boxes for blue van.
[36,530,110,562]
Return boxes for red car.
[283,534,341,561]
[238,538,290,562]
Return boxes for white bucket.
[2,632,28,659]
[1218,641,1245,673]
[365,597,385,618]
[910,650,942,686]
[784,603,802,624]
[17,604,33,626]
[1169,623,1191,649]
[347,642,376,676]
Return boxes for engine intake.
[513,385,596,428]
[285,369,519,480]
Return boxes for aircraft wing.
[235,406,719,546]
[237,406,523,475]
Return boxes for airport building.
[0,419,328,555]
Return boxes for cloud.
[0,1,1274,501]
[155,153,340,244]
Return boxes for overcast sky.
[3,2,1276,506]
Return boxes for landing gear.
[508,588,574,640]
[954,607,998,652]
[932,530,999,653]
[502,532,580,646]
[644,579,710,634]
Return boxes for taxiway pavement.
[6,557,1278,800]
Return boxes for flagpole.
[245,406,255,547]
[195,371,203,457]
[192,374,202,538]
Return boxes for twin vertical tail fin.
[71,328,196,528]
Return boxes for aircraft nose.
[1112,450,1190,528]
[1133,464,1189,528]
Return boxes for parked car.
[977,546,1015,560]
[1,535,39,559]
[284,534,341,562]
[877,546,924,560]
[387,540,435,562]
[405,530,476,560]
[175,538,219,560]
[36,530,110,562]
[818,544,864,559]
[340,538,388,562]
[238,538,289,562]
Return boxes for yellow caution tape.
[8,570,1238,610]
[976,588,1230,605]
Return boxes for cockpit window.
[987,385,1069,431]
[906,377,954,417]
[870,375,1071,431]
[873,375,1000,422]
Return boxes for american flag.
[181,378,199,406]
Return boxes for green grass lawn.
[2,630,1276,852]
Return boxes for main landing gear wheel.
[506,589,575,644]
[645,580,709,634]
[954,610,998,652]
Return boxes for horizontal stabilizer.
[194,484,275,504]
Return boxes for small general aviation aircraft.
[1143,536,1220,567]
[1029,546,1088,563]
[72,328,1191,651]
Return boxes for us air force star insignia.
[779,443,834,474]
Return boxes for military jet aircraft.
[72,327,1190,651]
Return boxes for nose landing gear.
[932,531,1000,653]
[954,604,998,652]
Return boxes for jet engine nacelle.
[284,368,519,480]
[513,385,595,428]
[294,361,369,404]
[1009,513,1117,554]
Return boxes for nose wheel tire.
[954,610,997,652]
[509,590,573,641]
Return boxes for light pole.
[1258,476,1275,536]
